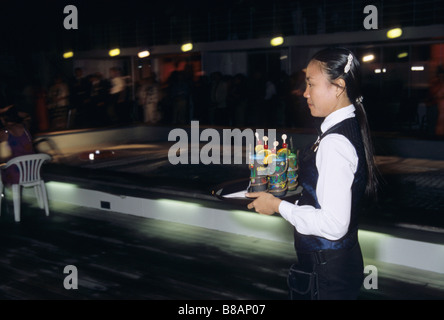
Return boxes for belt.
[297,245,354,266]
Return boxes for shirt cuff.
[278,200,296,222]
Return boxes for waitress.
[247,47,379,300]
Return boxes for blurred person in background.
[47,74,70,130]
[0,105,35,185]
[137,74,161,124]
[209,72,228,126]
[430,66,444,136]
[108,67,126,124]
[69,67,88,128]
[88,72,109,127]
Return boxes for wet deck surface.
[1,200,443,301]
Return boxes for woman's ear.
[335,78,346,90]
[334,78,347,98]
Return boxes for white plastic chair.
[0,153,52,222]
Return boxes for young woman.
[246,47,379,300]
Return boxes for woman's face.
[303,60,341,118]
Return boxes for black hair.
[310,47,379,197]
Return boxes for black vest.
[295,117,367,252]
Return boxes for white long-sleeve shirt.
[279,104,358,240]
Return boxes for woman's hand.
[246,192,281,215]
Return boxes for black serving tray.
[212,178,302,206]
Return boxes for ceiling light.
[362,54,375,62]
[63,51,73,59]
[181,43,193,52]
[387,28,403,39]
[109,48,120,57]
[138,50,150,58]
[270,36,284,47]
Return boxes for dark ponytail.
[310,47,379,197]
[354,99,379,197]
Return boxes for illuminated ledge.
[37,181,444,278]
[43,181,291,243]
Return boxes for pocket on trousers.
[287,263,319,300]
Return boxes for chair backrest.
[4,153,52,185]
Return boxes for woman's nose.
[303,86,309,98]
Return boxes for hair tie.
[356,96,363,103]
[344,54,353,74]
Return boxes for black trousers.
[296,243,364,300]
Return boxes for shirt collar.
[320,104,356,134]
